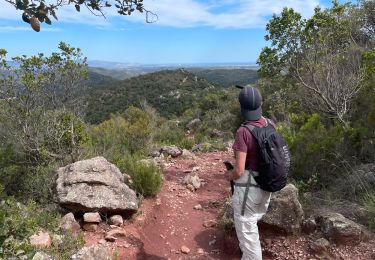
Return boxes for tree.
[257,1,374,127]
[4,0,156,32]
[0,42,89,163]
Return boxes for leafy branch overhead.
[4,0,156,32]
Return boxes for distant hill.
[187,69,259,87]
[85,69,221,124]
[87,71,117,87]
[89,67,146,80]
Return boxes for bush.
[0,198,58,258]
[154,120,195,149]
[0,197,84,259]
[281,113,346,183]
[1,163,57,205]
[115,155,163,197]
[362,192,375,230]
[88,106,156,157]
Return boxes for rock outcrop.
[56,157,138,215]
[260,184,304,233]
[316,212,370,245]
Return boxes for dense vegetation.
[85,69,226,123]
[188,68,259,88]
[0,0,374,258]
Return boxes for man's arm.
[225,150,247,181]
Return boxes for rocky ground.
[83,151,375,260]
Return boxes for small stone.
[193,204,203,210]
[59,212,81,234]
[180,245,190,254]
[106,228,126,238]
[186,184,195,192]
[104,236,117,242]
[203,220,216,228]
[30,231,52,249]
[82,223,98,232]
[108,215,123,226]
[83,212,101,223]
[209,239,216,246]
[156,198,162,206]
[98,239,106,244]
[197,248,204,254]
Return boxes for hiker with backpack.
[224,86,290,260]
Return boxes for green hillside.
[87,71,117,87]
[187,68,259,87]
[85,69,221,124]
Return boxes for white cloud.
[136,0,321,28]
[0,0,321,28]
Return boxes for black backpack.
[242,119,291,192]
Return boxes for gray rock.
[83,212,101,223]
[160,145,182,158]
[309,238,330,254]
[316,212,370,245]
[71,244,111,260]
[182,172,201,190]
[260,184,304,233]
[181,149,196,160]
[59,213,81,234]
[56,157,138,215]
[108,215,123,226]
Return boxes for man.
[225,86,271,260]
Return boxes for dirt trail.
[84,151,375,260]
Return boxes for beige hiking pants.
[232,171,271,260]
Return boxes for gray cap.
[238,86,262,121]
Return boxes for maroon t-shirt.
[232,117,273,171]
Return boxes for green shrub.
[115,155,162,197]
[154,120,195,149]
[0,197,84,259]
[362,192,375,230]
[1,163,56,205]
[218,198,234,231]
[46,233,84,260]
[292,174,318,194]
[282,113,346,183]
[0,198,58,258]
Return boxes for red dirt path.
[84,151,375,260]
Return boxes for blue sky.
[0,0,347,64]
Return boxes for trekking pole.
[223,160,234,195]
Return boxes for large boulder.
[316,212,370,245]
[260,184,304,233]
[56,157,138,215]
